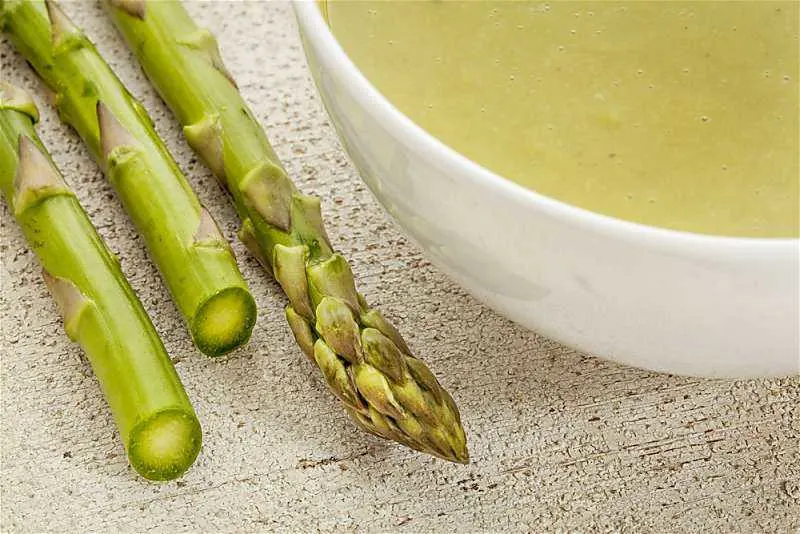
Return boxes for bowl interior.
[297,1,798,256]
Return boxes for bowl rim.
[293,1,799,257]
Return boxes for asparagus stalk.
[105,0,468,463]
[1,0,257,357]
[0,83,201,481]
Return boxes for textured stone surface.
[1,2,798,532]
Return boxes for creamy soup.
[326,1,799,237]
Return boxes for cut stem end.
[192,287,257,357]
[127,409,202,481]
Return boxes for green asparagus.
[0,82,201,481]
[105,0,468,462]
[1,0,257,357]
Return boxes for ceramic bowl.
[293,1,799,378]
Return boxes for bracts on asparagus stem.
[0,82,201,481]
[105,0,468,462]
[1,0,257,357]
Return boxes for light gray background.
[1,2,798,532]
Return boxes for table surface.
[1,3,798,532]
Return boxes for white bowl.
[293,1,799,378]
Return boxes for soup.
[326,1,799,238]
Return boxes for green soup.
[326,1,799,237]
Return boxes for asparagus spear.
[1,0,257,357]
[0,82,201,481]
[105,0,468,463]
